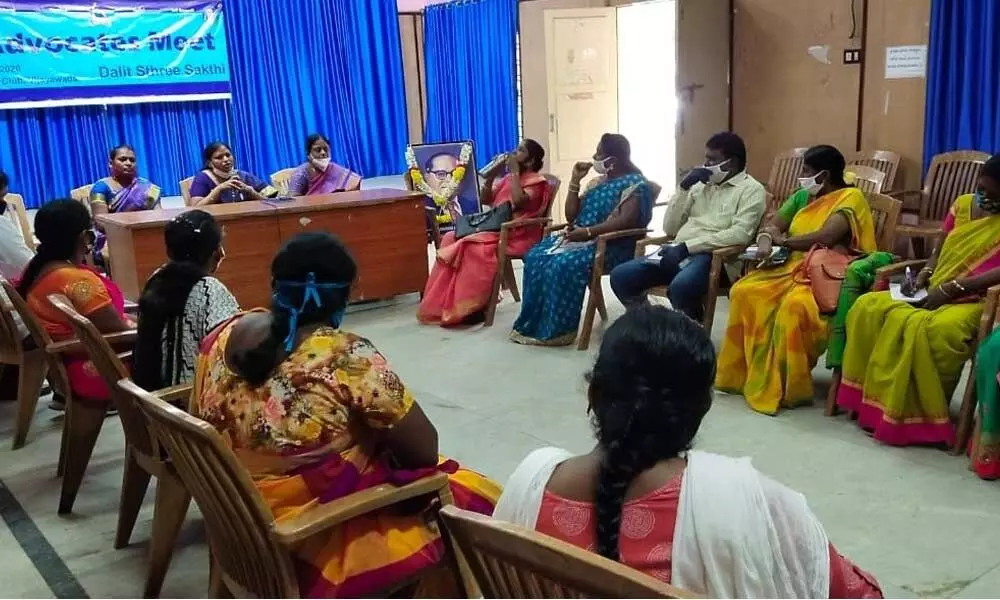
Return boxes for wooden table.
[96,189,429,309]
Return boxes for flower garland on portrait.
[406,142,473,224]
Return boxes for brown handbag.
[793,245,854,313]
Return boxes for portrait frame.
[405,140,481,226]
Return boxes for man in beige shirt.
[610,132,766,320]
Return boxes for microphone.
[227,171,244,202]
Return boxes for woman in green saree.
[837,154,1000,447]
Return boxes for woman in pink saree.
[17,200,133,404]
[288,133,363,196]
[418,139,552,326]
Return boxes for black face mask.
[0,200,7,216]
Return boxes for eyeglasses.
[429,169,454,179]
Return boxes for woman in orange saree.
[839,155,1000,447]
[715,146,877,415]
[193,232,499,598]
[18,200,133,403]
[418,139,552,326]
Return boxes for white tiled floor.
[4,222,1000,598]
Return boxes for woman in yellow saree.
[837,155,1000,447]
[716,145,877,415]
[193,233,500,597]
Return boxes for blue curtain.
[225,0,408,180]
[0,0,408,208]
[424,0,519,163]
[923,0,1000,170]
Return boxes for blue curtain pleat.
[923,0,1000,172]
[0,0,408,208]
[424,0,519,163]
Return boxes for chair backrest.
[766,147,809,205]
[70,185,94,214]
[270,168,297,196]
[850,150,901,191]
[440,506,690,598]
[543,174,561,215]
[866,193,903,252]
[922,150,991,222]
[0,276,71,398]
[0,285,24,362]
[121,378,299,598]
[179,177,195,206]
[47,294,158,457]
[3,193,35,251]
[846,165,887,196]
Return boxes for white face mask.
[313,157,331,171]
[704,159,731,184]
[798,172,825,196]
[593,156,612,175]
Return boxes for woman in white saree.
[495,306,882,599]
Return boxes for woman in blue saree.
[90,144,161,265]
[511,134,652,346]
[190,141,278,205]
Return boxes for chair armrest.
[270,472,450,546]
[874,259,928,287]
[501,217,551,231]
[888,189,922,200]
[634,235,674,258]
[544,223,569,235]
[977,286,1000,342]
[596,228,651,244]
[46,329,137,355]
[712,245,751,260]
[154,383,194,404]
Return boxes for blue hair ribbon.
[273,272,351,351]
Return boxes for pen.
[905,266,915,288]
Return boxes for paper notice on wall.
[885,45,927,79]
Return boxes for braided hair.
[234,232,357,386]
[587,306,715,561]
[133,210,222,391]
[17,199,92,297]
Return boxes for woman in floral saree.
[193,232,499,597]
[418,139,552,326]
[840,155,1000,447]
[716,145,877,414]
[511,133,652,346]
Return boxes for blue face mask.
[273,272,351,351]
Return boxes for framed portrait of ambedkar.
[405,141,481,227]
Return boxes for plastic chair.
[847,165,887,196]
[270,168,297,196]
[765,148,809,208]
[3,193,36,251]
[439,505,691,598]
[849,150,902,192]
[179,177,195,206]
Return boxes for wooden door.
[544,7,619,223]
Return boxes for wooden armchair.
[439,505,691,598]
[48,295,191,597]
[573,182,663,351]
[270,168,297,196]
[179,177,195,207]
[867,193,903,253]
[0,284,48,450]
[848,165,887,196]
[4,193,35,251]
[892,151,989,256]
[484,175,561,327]
[121,379,469,599]
[822,261,1000,454]
[850,149,901,192]
[766,148,808,206]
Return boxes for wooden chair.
[847,165,887,196]
[179,177,195,206]
[850,150,902,192]
[892,151,990,256]
[575,182,663,351]
[439,506,691,598]
[484,175,561,327]
[121,379,472,598]
[0,284,48,449]
[765,148,809,207]
[70,184,94,213]
[821,262,1000,454]
[270,168,297,196]
[4,193,35,251]
[48,295,191,598]
[0,277,135,511]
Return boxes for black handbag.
[454,202,513,239]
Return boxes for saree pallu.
[190,170,277,203]
[837,195,1000,446]
[972,329,1000,479]
[90,176,160,213]
[511,173,651,346]
[417,172,551,326]
[715,187,877,414]
[288,162,363,196]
